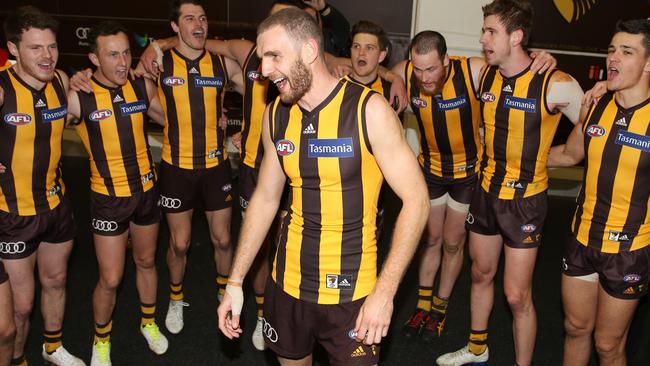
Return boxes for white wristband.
[225,284,244,316]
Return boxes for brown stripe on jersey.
[337,85,366,302]
[161,52,181,166]
[407,62,433,174]
[0,71,19,212]
[117,79,147,194]
[380,78,391,100]
[430,64,455,179]
[187,54,207,168]
[270,99,289,288]
[32,87,54,210]
[484,67,511,196]
[478,67,494,173]
[451,59,479,178]
[514,72,545,198]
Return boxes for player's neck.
[14,63,47,90]
[92,70,120,89]
[351,70,378,85]
[174,42,204,61]
[298,61,340,111]
[498,48,532,78]
[615,79,650,109]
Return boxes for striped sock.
[255,292,264,318]
[216,274,228,300]
[468,329,488,355]
[94,320,113,344]
[10,354,26,366]
[170,282,183,301]
[140,303,156,327]
[43,329,62,354]
[416,286,433,311]
[431,295,449,315]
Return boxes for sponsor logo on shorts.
[466,213,475,224]
[42,106,67,123]
[276,139,295,156]
[48,185,61,197]
[92,219,119,232]
[624,287,635,295]
[624,274,641,283]
[141,172,154,184]
[506,180,527,190]
[194,76,224,88]
[436,95,468,111]
[615,130,650,153]
[247,70,264,81]
[0,241,27,255]
[89,109,113,122]
[159,195,182,209]
[163,76,185,87]
[562,257,568,271]
[504,96,537,113]
[521,224,536,233]
[351,346,367,358]
[325,274,352,289]
[522,233,541,244]
[260,317,278,343]
[4,113,33,126]
[411,97,427,108]
[208,149,222,159]
[481,92,496,103]
[222,183,232,192]
[119,100,147,116]
[225,194,232,202]
[239,196,249,210]
[608,230,631,242]
[308,138,354,158]
[586,125,606,137]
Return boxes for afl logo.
[89,109,113,122]
[4,113,32,126]
[411,97,427,108]
[624,274,641,283]
[163,76,185,86]
[276,139,295,156]
[481,92,496,102]
[586,125,606,137]
[247,70,264,81]
[521,224,536,233]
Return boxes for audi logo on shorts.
[260,317,278,343]
[159,195,182,209]
[92,219,118,232]
[0,241,27,254]
[466,213,475,224]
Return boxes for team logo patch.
[504,96,537,113]
[120,100,147,116]
[89,109,113,122]
[42,106,67,123]
[615,130,650,152]
[194,76,224,88]
[276,139,295,156]
[436,95,468,111]
[586,125,606,137]
[48,185,61,197]
[325,274,353,289]
[163,76,185,87]
[481,92,496,102]
[308,138,354,158]
[247,70,264,81]
[4,113,33,126]
[521,224,536,233]
[222,183,232,192]
[506,180,527,190]
[207,149,222,159]
[608,230,631,242]
[624,274,641,283]
[141,172,154,184]
[411,96,428,108]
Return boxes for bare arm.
[66,89,81,125]
[378,65,407,112]
[144,78,165,125]
[548,119,585,167]
[217,104,286,338]
[204,39,254,68]
[354,93,429,345]
[224,56,244,95]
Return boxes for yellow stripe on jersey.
[572,93,650,253]
[0,68,66,215]
[270,80,382,304]
[479,65,561,199]
[344,74,391,100]
[406,56,481,179]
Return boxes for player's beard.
[280,60,312,104]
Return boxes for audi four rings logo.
[159,195,182,209]
[260,317,278,343]
[76,27,90,40]
[92,219,118,232]
[0,241,27,254]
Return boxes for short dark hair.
[351,20,390,52]
[88,21,129,53]
[616,19,650,56]
[258,7,323,55]
[409,30,446,57]
[169,0,206,23]
[3,6,59,45]
[482,0,533,47]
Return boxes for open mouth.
[356,59,367,67]
[273,76,288,91]
[607,66,619,80]
[192,29,205,39]
[38,62,53,72]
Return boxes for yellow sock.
[255,293,264,317]
[94,320,112,343]
[44,329,62,354]
[416,286,433,311]
[140,303,156,327]
[216,274,228,299]
[468,329,488,355]
[10,355,27,366]
[431,295,449,315]
[170,282,183,301]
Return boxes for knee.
[133,255,156,271]
[424,234,443,249]
[0,323,16,346]
[594,333,624,359]
[13,301,33,322]
[40,271,67,291]
[212,235,231,251]
[504,287,532,312]
[470,262,496,284]
[169,235,190,255]
[442,237,464,255]
[564,316,593,338]
[98,272,123,292]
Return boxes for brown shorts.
[0,261,7,284]
[90,188,161,236]
[423,169,477,204]
[0,198,75,259]
[159,161,233,213]
[263,279,380,366]
[563,235,650,299]
[466,188,547,248]
[238,163,258,211]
